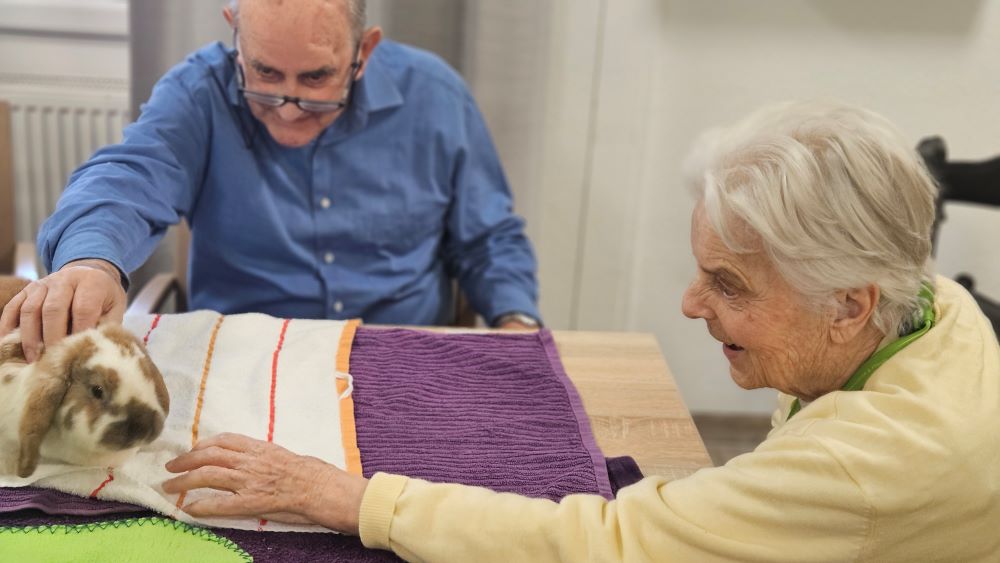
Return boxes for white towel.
[0,311,362,532]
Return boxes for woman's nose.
[681,281,713,320]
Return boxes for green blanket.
[0,517,251,562]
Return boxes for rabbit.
[0,277,169,478]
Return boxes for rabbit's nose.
[100,400,164,450]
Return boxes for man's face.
[234,1,359,147]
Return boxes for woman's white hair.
[227,0,367,42]
[684,100,937,336]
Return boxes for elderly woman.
[163,101,1000,561]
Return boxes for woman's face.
[681,204,844,400]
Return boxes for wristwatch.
[494,312,541,328]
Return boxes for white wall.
[634,0,1000,414]
[470,0,1000,414]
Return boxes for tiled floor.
[692,413,772,466]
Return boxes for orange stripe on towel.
[337,319,363,476]
[176,314,226,510]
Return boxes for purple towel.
[350,328,612,500]
[1,327,614,561]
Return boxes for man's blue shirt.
[38,40,539,325]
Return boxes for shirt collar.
[350,49,404,115]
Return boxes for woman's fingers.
[191,432,272,454]
[162,465,245,495]
[164,445,244,474]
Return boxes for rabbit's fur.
[0,276,169,477]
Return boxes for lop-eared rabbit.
[0,276,168,478]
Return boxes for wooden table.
[551,330,713,480]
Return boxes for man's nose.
[275,102,307,122]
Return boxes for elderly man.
[0,0,540,362]
[164,101,1000,561]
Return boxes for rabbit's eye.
[90,385,104,400]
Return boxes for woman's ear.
[830,284,880,344]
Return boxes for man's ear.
[353,26,383,80]
[222,4,236,28]
[830,284,880,344]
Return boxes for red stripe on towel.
[267,319,290,443]
[88,468,114,498]
[143,314,162,345]
[258,318,290,530]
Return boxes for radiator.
[0,86,129,243]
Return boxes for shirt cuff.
[481,286,540,327]
[49,234,131,290]
[358,472,410,550]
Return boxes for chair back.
[918,136,1000,338]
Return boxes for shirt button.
[320,197,331,209]
[334,301,344,313]
[324,252,335,264]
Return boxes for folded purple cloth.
[350,328,612,500]
[0,486,143,516]
[1,327,613,562]
[606,456,645,495]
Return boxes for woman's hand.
[163,433,369,534]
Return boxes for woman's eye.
[90,385,104,400]
[714,277,738,299]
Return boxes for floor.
[691,413,772,466]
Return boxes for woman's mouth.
[722,342,744,360]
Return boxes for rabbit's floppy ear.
[17,363,72,478]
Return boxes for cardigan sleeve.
[358,431,870,562]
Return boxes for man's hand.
[0,259,127,362]
[163,433,370,535]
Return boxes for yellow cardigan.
[358,276,1000,562]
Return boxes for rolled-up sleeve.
[38,62,210,277]
[358,432,869,562]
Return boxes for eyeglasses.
[232,28,361,114]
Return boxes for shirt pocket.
[357,205,447,253]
